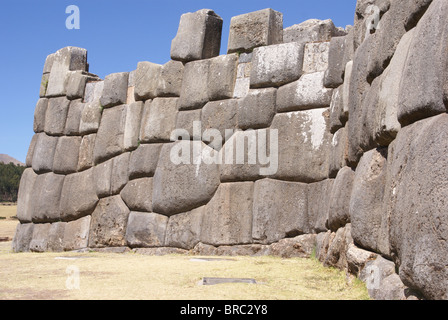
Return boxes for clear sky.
[0,0,357,163]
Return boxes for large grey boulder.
[93,104,126,164]
[237,88,277,130]
[12,223,34,252]
[250,42,304,88]
[283,19,344,45]
[59,168,99,221]
[139,98,179,143]
[201,182,254,246]
[52,136,81,174]
[329,126,348,177]
[31,133,58,173]
[44,97,71,136]
[385,113,448,300]
[77,134,96,171]
[46,47,88,97]
[25,134,39,168]
[63,215,91,251]
[171,9,223,62]
[64,99,84,136]
[31,172,65,223]
[397,0,448,127]
[99,72,129,108]
[276,72,333,112]
[125,211,168,248]
[350,148,388,254]
[134,62,162,101]
[29,223,51,252]
[227,8,283,54]
[307,179,334,233]
[165,206,204,249]
[328,166,354,231]
[33,98,48,133]
[47,222,66,252]
[128,143,162,179]
[323,36,347,88]
[152,141,220,216]
[208,53,238,101]
[93,153,130,198]
[252,179,308,244]
[175,109,202,141]
[123,101,144,151]
[178,59,210,110]
[302,42,330,74]
[79,81,103,135]
[16,168,38,223]
[156,60,184,97]
[89,195,130,248]
[270,109,331,183]
[120,178,153,212]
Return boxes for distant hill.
[0,154,24,166]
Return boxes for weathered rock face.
[15,4,448,300]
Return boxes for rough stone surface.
[323,36,347,88]
[134,62,162,101]
[201,182,253,246]
[16,168,38,223]
[250,42,304,88]
[227,8,283,54]
[152,141,220,216]
[178,59,210,110]
[29,223,51,252]
[283,19,343,45]
[328,166,354,232]
[208,54,238,101]
[31,133,58,173]
[175,109,202,141]
[63,215,91,251]
[271,109,331,183]
[237,88,277,129]
[64,99,84,136]
[397,0,448,127]
[276,72,333,112]
[128,143,162,179]
[125,211,168,248]
[12,223,34,252]
[307,179,334,233]
[120,178,153,212]
[59,168,98,222]
[52,136,81,174]
[385,114,448,300]
[156,60,184,97]
[165,206,204,249]
[89,196,130,248]
[47,222,66,252]
[45,97,71,136]
[34,98,48,133]
[329,126,348,177]
[124,101,144,151]
[100,72,129,108]
[302,42,330,74]
[31,172,65,223]
[350,148,388,254]
[171,9,223,62]
[252,179,308,244]
[139,98,179,143]
[267,234,316,258]
[77,134,96,171]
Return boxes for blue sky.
[0,0,357,163]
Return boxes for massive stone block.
[16,168,38,223]
[29,223,51,252]
[125,211,168,248]
[201,182,254,246]
[171,9,223,62]
[31,172,65,223]
[307,179,334,233]
[385,114,448,300]
[64,99,84,136]
[120,178,153,212]
[276,72,333,112]
[63,215,91,251]
[134,62,162,101]
[89,195,130,248]
[52,136,81,174]
[79,81,103,135]
[93,153,130,198]
[77,134,96,171]
[329,126,348,177]
[99,72,129,108]
[44,97,70,136]
[228,9,283,54]
[302,42,330,74]
[207,53,238,101]
[165,206,204,249]
[123,101,144,150]
[270,109,331,183]
[250,42,304,88]
[237,88,277,130]
[12,223,34,252]
[398,0,448,127]
[31,133,58,173]
[349,148,388,254]
[328,166,354,232]
[128,143,162,179]
[139,98,178,143]
[283,19,344,45]
[59,168,98,221]
[252,179,308,244]
[152,141,220,216]
[46,47,88,97]
[156,60,184,97]
[93,104,126,164]
[175,109,202,141]
[47,222,66,252]
[323,36,347,88]
[33,98,48,133]
[178,59,210,110]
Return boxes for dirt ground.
[0,207,369,300]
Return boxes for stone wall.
[13,1,448,300]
